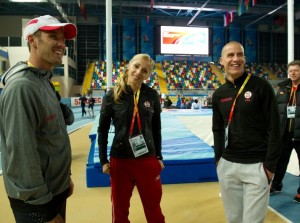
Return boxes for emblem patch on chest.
[244,91,252,102]
[144,101,151,107]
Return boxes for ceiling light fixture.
[9,0,47,2]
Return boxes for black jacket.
[277,78,300,140]
[212,72,281,172]
[98,83,162,165]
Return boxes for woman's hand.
[102,163,110,174]
[158,160,165,170]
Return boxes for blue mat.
[269,173,300,223]
[86,110,217,187]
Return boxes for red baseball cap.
[24,15,77,43]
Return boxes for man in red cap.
[0,15,77,223]
[23,14,77,70]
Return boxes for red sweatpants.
[110,156,165,223]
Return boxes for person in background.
[97,54,165,223]
[160,93,165,108]
[185,97,192,109]
[0,15,77,223]
[202,96,207,108]
[180,98,186,109]
[191,99,200,109]
[206,93,213,108]
[212,41,281,223]
[164,95,172,108]
[79,94,87,117]
[198,97,203,108]
[88,94,96,118]
[271,60,300,203]
[176,94,182,108]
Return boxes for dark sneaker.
[270,187,281,195]
[293,194,300,203]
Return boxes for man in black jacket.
[163,95,172,108]
[271,60,300,203]
[212,41,281,223]
[79,94,87,117]
[87,94,96,117]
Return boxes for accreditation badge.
[129,134,149,157]
[287,106,296,118]
[225,125,229,148]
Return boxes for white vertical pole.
[287,0,294,64]
[106,0,113,88]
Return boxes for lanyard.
[288,86,297,131]
[288,85,297,106]
[228,74,251,126]
[27,61,35,67]
[129,89,142,136]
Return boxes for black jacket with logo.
[212,72,281,172]
[277,78,300,140]
[98,83,162,165]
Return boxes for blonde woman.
[98,54,165,223]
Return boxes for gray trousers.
[217,158,270,223]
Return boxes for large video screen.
[160,26,210,55]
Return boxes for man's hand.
[68,177,74,197]
[45,214,64,223]
[265,169,274,182]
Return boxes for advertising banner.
[141,19,154,58]
[245,25,257,63]
[71,97,102,107]
[123,18,136,60]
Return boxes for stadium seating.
[90,60,287,91]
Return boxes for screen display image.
[160,26,209,55]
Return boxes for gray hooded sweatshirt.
[0,61,71,218]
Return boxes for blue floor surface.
[269,173,300,223]
[67,105,101,133]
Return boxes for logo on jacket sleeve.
[220,97,233,103]
[244,91,252,102]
